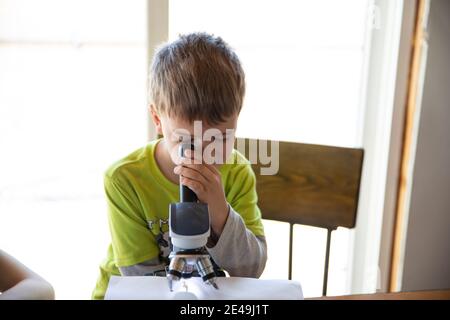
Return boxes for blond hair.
[149,32,245,124]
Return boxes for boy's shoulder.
[222,148,255,182]
[104,143,152,181]
[229,147,251,165]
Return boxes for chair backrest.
[235,137,364,295]
[236,138,364,229]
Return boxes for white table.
[105,276,303,300]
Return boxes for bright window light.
[169,0,370,297]
[0,0,371,299]
[0,0,147,299]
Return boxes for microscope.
[166,143,219,291]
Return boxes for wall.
[401,0,450,291]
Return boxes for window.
[0,0,147,299]
[0,0,385,299]
[169,0,370,297]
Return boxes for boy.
[92,33,267,299]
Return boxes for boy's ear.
[149,105,163,135]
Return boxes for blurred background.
[0,0,449,299]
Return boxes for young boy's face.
[153,109,238,166]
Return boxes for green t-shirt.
[92,138,264,299]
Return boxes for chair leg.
[288,223,293,280]
[322,228,333,296]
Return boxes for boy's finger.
[184,149,222,172]
[181,153,220,177]
[175,166,208,185]
[180,176,204,195]
[184,149,203,163]
[180,161,215,182]
[201,161,221,175]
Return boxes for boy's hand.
[174,149,229,236]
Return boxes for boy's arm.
[0,250,54,300]
[175,153,267,278]
[206,205,267,278]
[205,161,267,278]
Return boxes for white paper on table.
[105,276,303,300]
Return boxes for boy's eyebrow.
[174,131,231,137]
[208,132,233,137]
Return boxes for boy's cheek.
[203,140,234,165]
[167,142,182,164]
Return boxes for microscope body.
[166,143,219,290]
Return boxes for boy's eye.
[176,135,192,143]
[213,135,231,142]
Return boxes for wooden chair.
[235,138,364,296]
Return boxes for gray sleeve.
[206,205,267,278]
[119,257,167,277]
